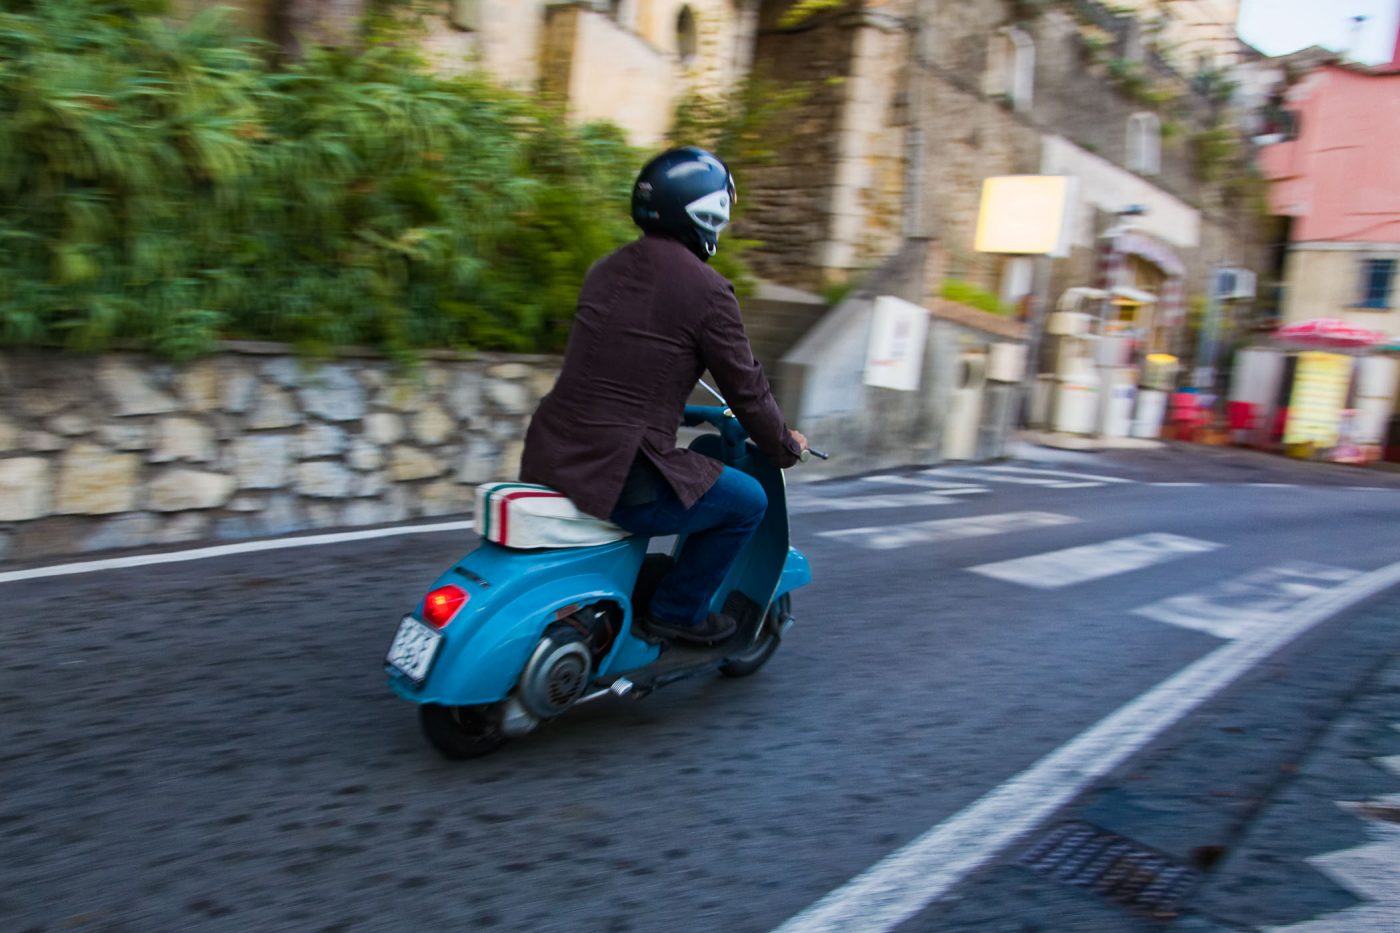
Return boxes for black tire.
[419,704,508,760]
[720,594,788,678]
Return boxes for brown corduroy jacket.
[519,234,802,519]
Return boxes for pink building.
[1259,26,1400,328]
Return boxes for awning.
[1274,318,1386,351]
[1110,286,1158,305]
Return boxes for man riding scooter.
[519,146,809,647]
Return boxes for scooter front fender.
[776,546,811,599]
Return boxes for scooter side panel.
[391,537,657,706]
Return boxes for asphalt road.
[4,443,1400,932]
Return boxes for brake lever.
[799,447,830,462]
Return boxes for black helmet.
[631,146,736,262]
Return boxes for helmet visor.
[685,188,732,235]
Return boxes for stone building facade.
[1109,0,1242,73]
[419,1,760,147]
[180,1,758,148]
[742,0,1266,355]
[739,0,1271,467]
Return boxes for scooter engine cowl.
[516,629,594,719]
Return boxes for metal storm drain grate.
[1019,821,1201,919]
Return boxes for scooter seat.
[474,482,630,549]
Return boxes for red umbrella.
[1274,318,1386,350]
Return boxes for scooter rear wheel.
[719,594,788,678]
[419,703,508,760]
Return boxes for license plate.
[386,616,441,684]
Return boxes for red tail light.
[421,585,468,629]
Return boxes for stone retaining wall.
[0,346,560,563]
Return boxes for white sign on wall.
[864,295,930,391]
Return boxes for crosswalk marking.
[914,464,1145,489]
[864,475,987,495]
[789,491,959,514]
[1134,562,1363,640]
[925,466,1100,488]
[977,465,1137,485]
[969,533,1222,589]
[816,511,1078,551]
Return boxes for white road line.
[0,520,476,585]
[816,512,1077,551]
[969,533,1222,589]
[979,465,1137,484]
[1151,482,1206,487]
[864,475,988,495]
[1135,562,1363,640]
[771,560,1400,933]
[925,466,1087,487]
[788,491,959,514]
[1247,482,1299,488]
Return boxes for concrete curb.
[1019,429,1166,452]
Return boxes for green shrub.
[1190,125,1240,183]
[0,1,652,358]
[939,279,1013,317]
[777,0,850,28]
[820,277,855,307]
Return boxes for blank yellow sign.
[974,175,1074,255]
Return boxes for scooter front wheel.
[720,594,789,678]
[419,703,508,760]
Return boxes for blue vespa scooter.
[384,401,821,759]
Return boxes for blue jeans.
[610,467,767,627]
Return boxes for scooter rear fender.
[389,536,650,706]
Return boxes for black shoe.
[641,612,737,646]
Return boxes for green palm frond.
[0,0,749,358]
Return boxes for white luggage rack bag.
[474,482,630,549]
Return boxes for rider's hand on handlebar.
[790,429,829,462]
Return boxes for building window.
[676,5,698,64]
[985,27,1034,113]
[1008,28,1034,112]
[1126,112,1161,175]
[1359,258,1396,309]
